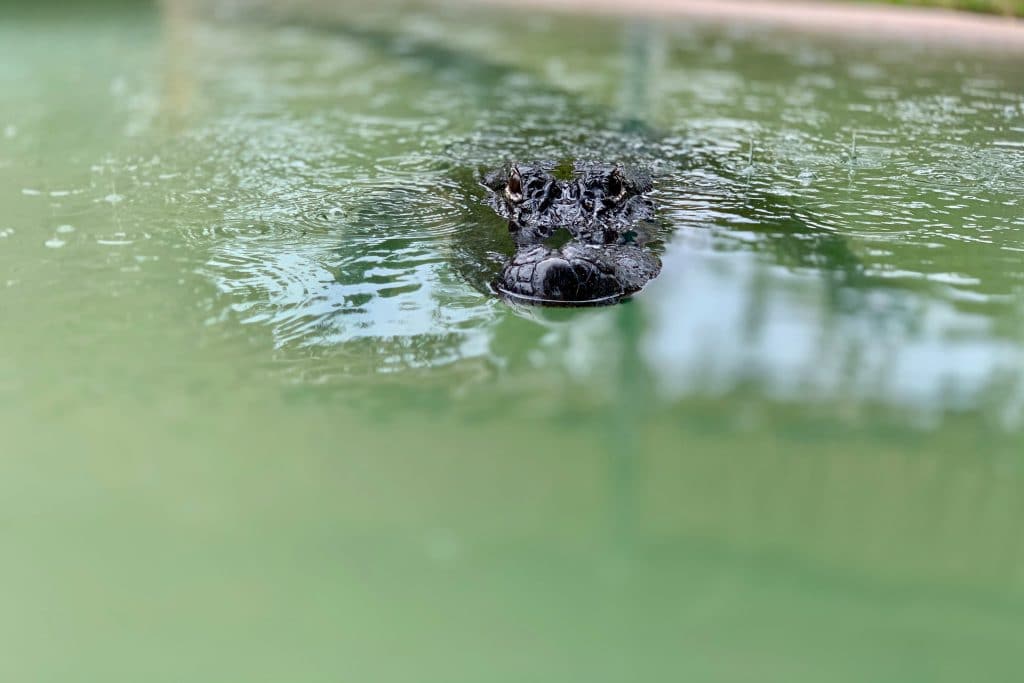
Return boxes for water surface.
[1,2,1023,681]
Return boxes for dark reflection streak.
[159,0,196,127]
[620,20,665,136]
[607,303,646,559]
[604,21,660,565]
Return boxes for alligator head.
[482,161,662,305]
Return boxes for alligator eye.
[506,167,524,203]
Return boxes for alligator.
[482,161,663,305]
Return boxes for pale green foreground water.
[2,1,1023,681]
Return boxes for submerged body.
[482,161,662,305]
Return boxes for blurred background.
[1,0,1022,681]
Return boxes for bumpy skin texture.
[482,161,662,305]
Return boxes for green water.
[2,1,1023,680]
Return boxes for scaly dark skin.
[481,162,662,305]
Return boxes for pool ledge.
[467,0,1024,52]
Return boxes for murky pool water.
[2,1,1023,680]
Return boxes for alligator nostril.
[607,170,623,197]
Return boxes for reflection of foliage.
[733,196,869,310]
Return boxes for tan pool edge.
[465,0,1024,52]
